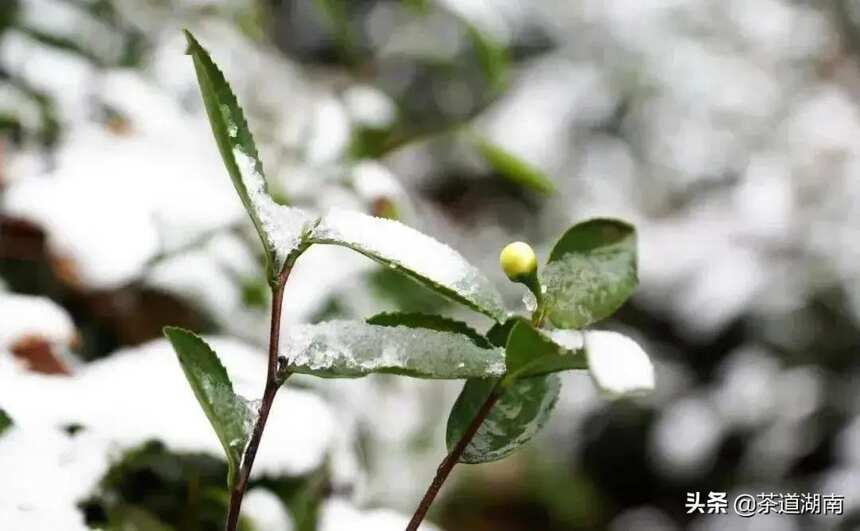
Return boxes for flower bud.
[499,241,537,281]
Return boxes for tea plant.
[167,31,654,531]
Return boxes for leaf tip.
[182,29,199,55]
[163,325,182,338]
[163,326,198,348]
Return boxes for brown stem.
[225,265,292,531]
[405,383,503,531]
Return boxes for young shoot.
[166,31,653,531]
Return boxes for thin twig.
[405,382,503,531]
[225,265,292,531]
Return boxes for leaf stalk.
[224,263,293,531]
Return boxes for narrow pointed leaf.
[163,327,253,486]
[475,138,554,194]
[184,30,311,277]
[466,25,508,95]
[504,321,586,380]
[309,209,507,321]
[283,320,505,379]
[447,375,561,464]
[541,218,637,329]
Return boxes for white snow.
[243,488,294,531]
[318,497,440,531]
[0,293,76,351]
[280,244,375,325]
[0,425,113,531]
[305,97,351,164]
[343,85,397,130]
[0,337,336,478]
[650,396,723,479]
[712,350,779,429]
[584,331,654,397]
[232,149,313,266]
[436,0,511,43]
[3,171,161,289]
[146,249,243,323]
[0,30,95,122]
[2,110,246,289]
[351,160,405,203]
[549,329,585,352]
[143,233,271,342]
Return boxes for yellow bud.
[499,241,537,280]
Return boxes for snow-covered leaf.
[309,209,507,321]
[185,31,312,278]
[584,330,654,397]
[541,219,637,329]
[447,375,560,463]
[282,320,505,379]
[163,327,254,486]
[504,320,586,380]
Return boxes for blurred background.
[2,0,860,530]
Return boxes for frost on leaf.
[541,219,637,329]
[584,330,654,397]
[282,320,506,379]
[309,209,507,321]
[447,375,561,464]
[164,327,255,485]
[185,31,312,274]
[232,149,313,263]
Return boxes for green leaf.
[447,375,561,464]
[0,408,11,436]
[466,24,508,95]
[485,316,521,348]
[163,326,253,487]
[504,321,586,380]
[283,320,505,379]
[367,312,492,348]
[475,138,555,195]
[309,209,507,321]
[184,30,311,278]
[541,218,637,329]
